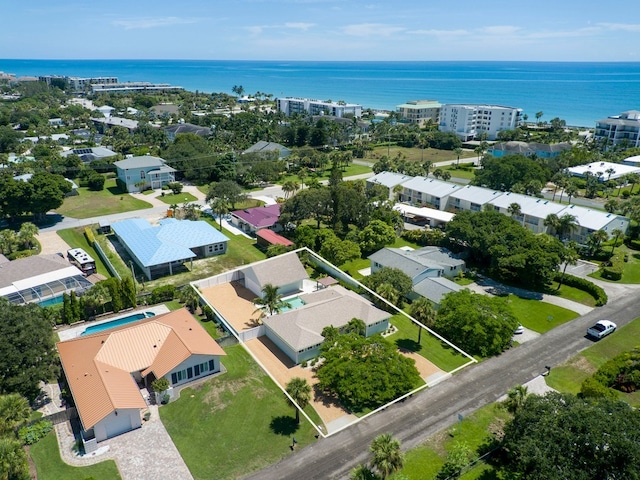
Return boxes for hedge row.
[554,272,608,306]
[601,252,625,281]
[84,227,95,246]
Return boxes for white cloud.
[112,17,199,30]
[598,23,640,32]
[342,23,404,37]
[478,25,521,36]
[284,22,315,30]
[409,28,468,37]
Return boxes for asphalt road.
[244,292,640,480]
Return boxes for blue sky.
[3,0,640,61]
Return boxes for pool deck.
[57,305,171,341]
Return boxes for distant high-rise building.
[439,104,522,141]
[595,110,640,148]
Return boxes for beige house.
[57,309,225,448]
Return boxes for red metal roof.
[256,229,293,246]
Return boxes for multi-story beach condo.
[439,104,522,141]
[594,110,640,148]
[38,75,119,92]
[277,97,362,118]
[396,100,441,126]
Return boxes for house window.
[140,170,146,179]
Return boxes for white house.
[594,110,640,148]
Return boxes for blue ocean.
[1,59,640,127]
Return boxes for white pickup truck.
[587,320,617,339]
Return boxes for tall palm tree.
[282,180,300,200]
[285,377,312,424]
[345,318,367,337]
[586,229,608,256]
[180,285,200,313]
[253,283,290,315]
[543,213,560,236]
[370,433,404,479]
[210,197,229,231]
[611,228,624,253]
[454,147,463,167]
[411,297,436,344]
[557,242,580,290]
[17,222,38,250]
[503,385,529,414]
[557,214,578,241]
[565,182,579,204]
[349,464,378,480]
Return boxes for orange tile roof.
[57,308,225,431]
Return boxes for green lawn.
[56,179,153,219]
[394,403,510,480]
[388,313,471,372]
[506,295,579,333]
[546,317,640,405]
[156,192,198,205]
[547,281,597,307]
[161,344,321,480]
[57,227,111,278]
[590,244,640,284]
[29,431,121,480]
[371,146,476,163]
[278,163,373,186]
[442,163,478,180]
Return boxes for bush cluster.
[150,285,176,303]
[553,272,608,306]
[601,252,625,281]
[581,348,640,396]
[400,228,445,246]
[18,420,53,445]
[84,227,95,246]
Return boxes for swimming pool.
[279,296,306,312]
[39,295,64,307]
[81,311,156,336]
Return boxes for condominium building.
[396,100,441,126]
[276,97,362,118]
[594,110,640,148]
[38,75,119,92]
[439,104,522,141]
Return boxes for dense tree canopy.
[499,393,640,479]
[316,334,421,411]
[472,154,549,192]
[0,300,58,401]
[446,210,564,289]
[434,289,518,357]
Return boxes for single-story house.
[164,123,212,141]
[369,246,465,304]
[61,147,118,163]
[243,141,290,159]
[113,156,176,193]
[262,285,390,364]
[256,229,293,249]
[0,254,93,305]
[57,308,225,446]
[230,204,282,234]
[240,251,309,298]
[111,218,229,280]
[91,116,138,134]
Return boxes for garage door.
[105,413,132,439]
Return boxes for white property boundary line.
[191,247,477,438]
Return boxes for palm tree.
[535,111,543,126]
[503,385,529,414]
[180,285,200,313]
[375,282,399,307]
[17,222,38,250]
[210,197,229,231]
[370,433,404,479]
[565,182,579,204]
[345,318,367,336]
[441,171,452,182]
[0,394,30,435]
[0,438,29,480]
[611,228,624,253]
[285,377,312,424]
[411,297,436,344]
[350,464,378,480]
[454,147,463,167]
[507,202,524,225]
[543,213,560,236]
[557,214,578,241]
[253,283,290,316]
[432,168,443,179]
[281,180,299,200]
[557,242,580,290]
[422,160,433,177]
[586,229,608,256]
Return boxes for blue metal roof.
[111,218,229,267]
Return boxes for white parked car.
[586,320,617,339]
[514,325,524,335]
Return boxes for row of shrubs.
[581,347,640,399]
[554,272,608,306]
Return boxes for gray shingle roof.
[113,156,171,170]
[262,285,390,351]
[0,254,73,288]
[240,252,308,290]
[413,277,461,304]
[368,247,464,279]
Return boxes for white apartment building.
[276,97,362,118]
[396,100,441,126]
[38,75,119,92]
[594,110,640,148]
[439,104,522,141]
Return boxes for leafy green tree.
[350,464,379,480]
[500,393,640,479]
[316,334,421,411]
[435,289,518,357]
[436,441,473,480]
[205,180,246,209]
[280,187,332,229]
[17,222,38,250]
[362,267,413,305]
[358,220,396,253]
[26,172,71,221]
[285,377,312,424]
[410,297,436,344]
[104,277,123,313]
[0,300,59,401]
[121,276,137,309]
[319,235,361,266]
[557,241,580,290]
[472,154,549,192]
[370,433,404,479]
